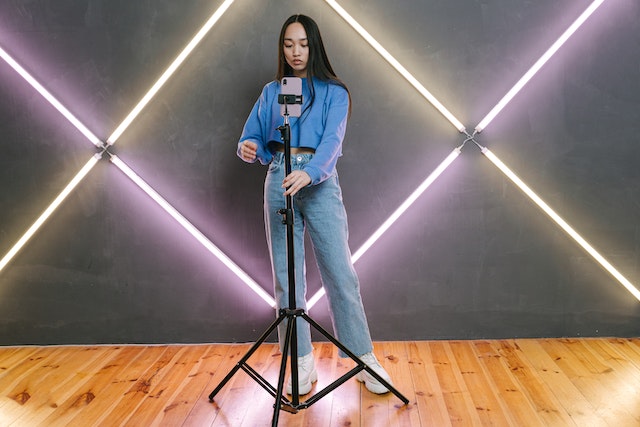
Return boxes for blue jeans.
[264,151,373,358]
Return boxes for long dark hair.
[276,14,351,117]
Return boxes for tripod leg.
[271,310,299,426]
[301,313,409,405]
[208,312,286,401]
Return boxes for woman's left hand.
[282,170,311,196]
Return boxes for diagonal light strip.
[0,154,102,273]
[324,0,467,133]
[0,45,103,147]
[307,147,462,309]
[307,0,471,309]
[481,147,640,302]
[0,0,275,307]
[351,148,462,264]
[100,0,279,305]
[106,0,235,145]
[109,154,277,307]
[319,0,639,306]
[0,42,105,274]
[475,0,605,133]
[471,0,640,301]
[0,3,275,307]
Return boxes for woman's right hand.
[239,141,258,162]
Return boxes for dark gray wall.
[0,0,638,346]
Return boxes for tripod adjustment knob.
[278,208,293,225]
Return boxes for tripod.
[208,94,408,426]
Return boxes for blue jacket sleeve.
[302,84,349,185]
[237,84,274,165]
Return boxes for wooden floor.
[0,338,639,426]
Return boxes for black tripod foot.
[277,403,299,414]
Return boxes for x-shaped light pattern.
[1,0,639,324]
[311,0,640,306]
[0,0,277,307]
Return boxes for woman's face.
[283,22,309,77]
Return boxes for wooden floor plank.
[0,346,67,407]
[407,340,452,426]
[35,346,135,427]
[326,344,362,427]
[515,339,598,426]
[1,346,112,425]
[537,339,623,426]
[122,345,211,426]
[0,347,41,381]
[386,341,420,426]
[575,339,640,425]
[603,338,640,371]
[96,345,183,427]
[181,344,244,427]
[494,339,577,426]
[12,346,121,427]
[0,338,639,427]
[152,344,231,427]
[430,341,483,426]
[0,347,69,423]
[0,347,67,418]
[450,340,512,426]
[472,341,545,427]
[66,345,169,426]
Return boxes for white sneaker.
[355,352,393,394]
[285,352,318,395]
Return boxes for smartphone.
[279,77,302,118]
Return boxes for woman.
[237,14,392,395]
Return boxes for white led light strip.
[475,0,605,133]
[107,0,235,145]
[0,1,274,306]
[351,148,462,264]
[0,46,102,147]
[481,148,640,302]
[324,0,466,133]
[307,147,462,309]
[109,155,276,307]
[0,42,105,272]
[0,155,101,272]
[306,1,474,309]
